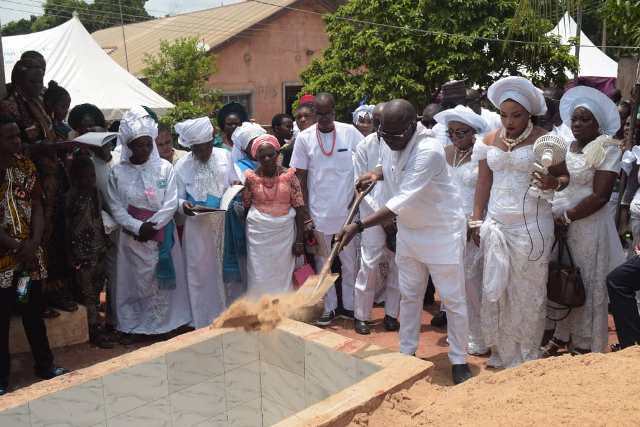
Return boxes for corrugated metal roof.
[91,0,298,77]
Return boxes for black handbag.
[546,235,586,321]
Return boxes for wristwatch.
[354,220,365,233]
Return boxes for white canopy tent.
[2,17,173,119]
[548,12,618,78]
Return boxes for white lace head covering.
[118,106,160,163]
[175,117,214,148]
[434,105,488,134]
[559,86,620,136]
[488,76,547,116]
[231,122,267,163]
[352,104,375,125]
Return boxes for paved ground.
[5,300,620,394]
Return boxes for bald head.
[421,103,442,128]
[315,92,336,133]
[372,102,386,130]
[383,99,416,126]
[380,99,417,150]
[315,92,335,109]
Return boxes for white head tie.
[488,76,547,116]
[175,117,214,147]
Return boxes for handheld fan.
[531,134,568,199]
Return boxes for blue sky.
[1,0,242,25]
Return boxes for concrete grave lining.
[0,319,432,426]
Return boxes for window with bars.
[221,93,252,117]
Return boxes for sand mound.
[351,347,640,426]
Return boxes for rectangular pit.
[0,319,432,427]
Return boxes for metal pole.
[0,19,6,99]
[119,0,130,72]
[601,18,607,52]
[575,2,583,77]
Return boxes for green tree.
[1,16,38,36]
[143,37,221,130]
[1,0,152,36]
[599,0,640,58]
[300,0,577,118]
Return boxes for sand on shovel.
[212,272,339,331]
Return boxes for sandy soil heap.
[350,346,640,426]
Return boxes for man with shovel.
[337,99,472,385]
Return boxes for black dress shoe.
[354,319,371,335]
[430,310,447,328]
[0,378,7,396]
[35,366,70,380]
[383,315,400,331]
[452,363,472,385]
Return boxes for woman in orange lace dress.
[243,134,305,297]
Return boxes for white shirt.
[93,155,118,206]
[175,148,230,212]
[106,158,178,235]
[381,123,465,264]
[290,121,364,234]
[353,132,388,212]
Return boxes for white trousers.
[396,255,469,364]
[354,243,400,321]
[314,232,357,312]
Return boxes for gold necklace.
[500,121,533,152]
[453,147,471,168]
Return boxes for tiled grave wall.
[0,328,381,427]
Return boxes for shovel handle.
[318,182,376,278]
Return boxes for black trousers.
[607,256,640,349]
[0,280,54,380]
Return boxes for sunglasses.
[447,129,472,140]
[378,121,416,141]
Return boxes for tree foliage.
[599,0,640,58]
[300,0,578,118]
[143,37,221,130]
[1,0,152,36]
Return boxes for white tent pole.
[118,0,130,72]
[0,18,6,99]
[575,3,583,77]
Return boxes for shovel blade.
[296,273,339,307]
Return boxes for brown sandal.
[541,337,567,358]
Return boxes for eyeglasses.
[447,129,472,140]
[378,121,416,141]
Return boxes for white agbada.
[174,117,230,328]
[381,123,469,363]
[550,87,625,351]
[353,132,400,321]
[434,105,489,354]
[106,108,191,334]
[290,121,364,313]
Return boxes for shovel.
[296,182,376,306]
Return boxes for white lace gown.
[107,158,192,335]
[551,143,625,352]
[450,158,486,354]
[473,141,555,368]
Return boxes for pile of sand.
[351,347,640,426]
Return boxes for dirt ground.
[349,346,640,427]
[5,300,619,394]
